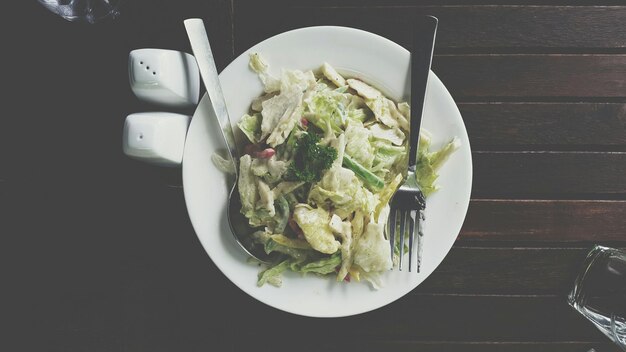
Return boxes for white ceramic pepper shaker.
[128,49,200,108]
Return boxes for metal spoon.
[184,18,273,263]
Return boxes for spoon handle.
[184,18,240,175]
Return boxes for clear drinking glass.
[568,245,626,351]
[38,0,121,24]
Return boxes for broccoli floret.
[286,132,337,183]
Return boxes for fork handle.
[408,16,438,171]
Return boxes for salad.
[229,54,459,288]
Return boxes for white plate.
[182,26,472,317]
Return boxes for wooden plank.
[235,341,621,352]
[233,4,626,53]
[472,151,626,198]
[416,247,589,294]
[426,6,626,51]
[434,55,626,99]
[460,103,626,148]
[234,0,626,6]
[347,342,620,352]
[461,200,626,242]
[228,295,606,342]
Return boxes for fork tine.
[388,207,397,265]
[408,210,416,272]
[398,211,407,271]
[417,210,424,273]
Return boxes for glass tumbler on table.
[38,0,121,23]
[569,245,626,351]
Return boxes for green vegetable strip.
[257,260,290,287]
[290,252,342,274]
[273,196,290,233]
[264,240,310,261]
[342,155,384,191]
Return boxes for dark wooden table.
[4,1,626,351]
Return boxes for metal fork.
[388,16,438,272]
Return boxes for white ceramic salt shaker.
[128,49,200,108]
[122,112,190,167]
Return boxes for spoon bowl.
[227,184,276,263]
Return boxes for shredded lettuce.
[272,197,290,233]
[308,164,379,219]
[249,53,280,93]
[280,69,316,93]
[271,181,305,199]
[330,214,354,281]
[235,57,459,288]
[290,252,342,275]
[257,260,290,287]
[238,154,258,220]
[374,173,403,220]
[261,88,303,146]
[368,124,405,146]
[251,157,288,184]
[264,238,311,261]
[249,52,269,73]
[304,84,349,133]
[415,137,461,196]
[210,151,235,175]
[256,179,275,217]
[292,204,340,254]
[387,99,410,132]
[371,141,406,177]
[353,221,392,273]
[366,95,398,128]
[238,113,262,144]
[344,120,375,169]
[270,234,312,249]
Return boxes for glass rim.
[568,245,613,309]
